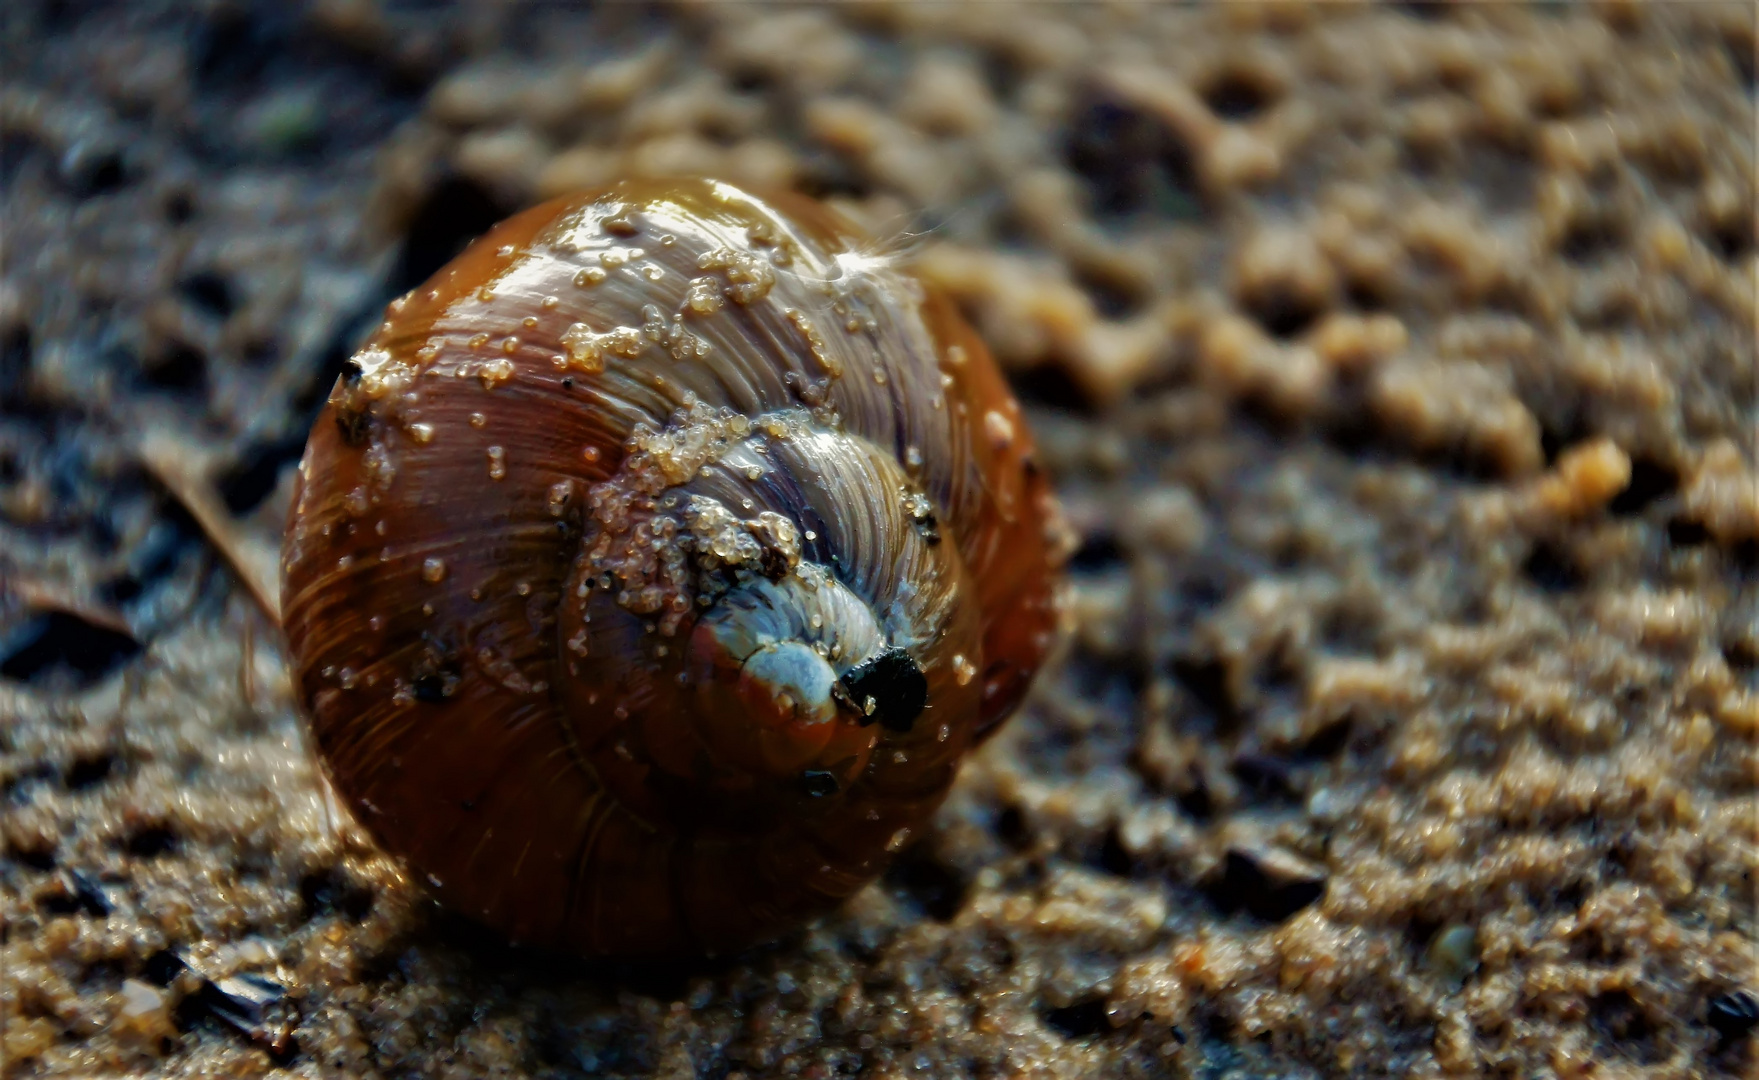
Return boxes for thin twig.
[7,579,136,637]
[137,432,283,626]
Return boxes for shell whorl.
[281,178,1064,956]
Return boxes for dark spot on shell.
[756,546,792,582]
[413,666,459,702]
[411,634,463,702]
[334,408,371,447]
[912,509,941,546]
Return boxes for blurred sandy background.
[2,2,1756,1077]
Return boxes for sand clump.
[2,2,1756,1078]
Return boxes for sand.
[2,2,1755,1077]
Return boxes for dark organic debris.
[298,866,376,923]
[137,434,282,623]
[136,947,298,1058]
[1230,751,1298,799]
[1589,988,1661,1064]
[0,609,141,687]
[176,270,236,320]
[216,432,308,515]
[1207,844,1327,923]
[1042,997,1111,1040]
[1065,92,1201,221]
[13,842,57,870]
[65,751,116,790]
[40,868,112,917]
[884,848,967,922]
[392,174,509,295]
[142,949,190,987]
[124,824,177,858]
[66,869,111,916]
[200,972,297,1058]
[1708,989,1759,1049]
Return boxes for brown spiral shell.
[281,178,1067,957]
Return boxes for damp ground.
[2,3,1755,1077]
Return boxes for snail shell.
[281,178,1066,957]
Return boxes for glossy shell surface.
[281,178,1065,956]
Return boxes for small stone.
[3,1017,56,1062]
[1121,486,1208,555]
[1424,924,1479,988]
[114,978,174,1041]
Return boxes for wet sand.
[2,3,1755,1077]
